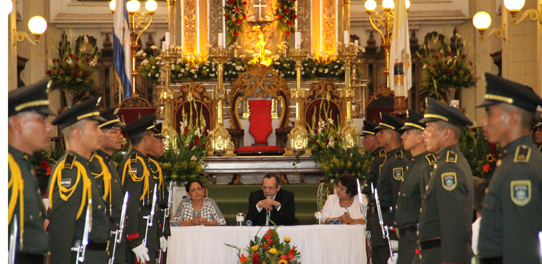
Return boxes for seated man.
[246,174,297,226]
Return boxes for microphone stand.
[265,196,271,226]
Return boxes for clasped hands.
[257,198,279,211]
[191,216,210,226]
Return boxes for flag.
[113,0,132,98]
[389,0,411,98]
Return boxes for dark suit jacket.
[246,188,297,226]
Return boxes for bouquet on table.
[226,223,301,264]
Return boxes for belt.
[109,217,120,227]
[397,223,418,238]
[72,239,109,251]
[15,252,45,264]
[479,256,503,264]
[371,205,393,214]
[417,237,441,250]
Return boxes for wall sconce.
[15,16,48,45]
[473,11,505,40]
[504,0,541,24]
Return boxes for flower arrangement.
[158,100,209,185]
[225,0,248,45]
[32,143,64,177]
[226,224,301,264]
[459,126,500,179]
[417,31,477,101]
[46,32,99,93]
[274,0,297,41]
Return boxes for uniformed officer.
[118,114,164,264]
[8,80,55,264]
[476,73,542,264]
[88,108,126,264]
[372,112,409,264]
[533,114,542,152]
[360,120,387,262]
[396,110,436,264]
[418,97,474,264]
[146,122,169,259]
[48,97,111,264]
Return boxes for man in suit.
[246,174,297,226]
[8,80,55,264]
[477,73,542,264]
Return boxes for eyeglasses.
[261,186,277,191]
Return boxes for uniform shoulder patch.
[395,151,403,159]
[511,180,531,206]
[379,149,386,157]
[130,152,138,162]
[441,172,457,191]
[425,154,437,165]
[64,154,75,169]
[393,167,404,181]
[446,151,457,163]
[514,145,531,163]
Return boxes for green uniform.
[148,155,170,237]
[362,147,386,230]
[88,150,126,264]
[119,149,160,264]
[48,151,110,264]
[418,145,473,264]
[395,152,435,264]
[370,147,408,264]
[8,145,49,262]
[478,136,542,263]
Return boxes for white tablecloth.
[167,225,366,264]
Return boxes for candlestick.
[218,33,223,47]
[344,30,349,45]
[165,32,171,46]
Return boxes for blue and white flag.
[113,0,132,98]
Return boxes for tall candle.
[165,32,171,46]
[344,30,349,45]
[354,40,359,47]
[162,41,166,52]
[218,33,223,48]
[295,32,301,47]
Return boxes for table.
[204,156,323,175]
[167,225,367,264]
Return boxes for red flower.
[66,66,71,71]
[268,238,273,243]
[228,0,234,4]
[448,69,452,74]
[46,168,52,175]
[195,137,200,146]
[82,71,87,76]
[46,70,52,75]
[288,246,297,260]
[432,64,437,68]
[461,54,466,59]
[52,59,57,63]
[281,2,285,6]
[285,8,290,14]
[225,14,229,18]
[288,20,293,25]
[72,71,78,76]
[469,61,473,65]
[286,31,291,36]
[264,234,269,240]
[440,69,445,73]
[311,139,316,144]
[69,53,73,58]
[234,6,241,12]
[313,129,318,134]
[189,143,194,148]
[466,71,470,75]
[243,1,247,4]
[234,32,239,36]
[252,252,260,263]
[293,14,297,19]
[280,254,288,260]
[435,55,439,59]
[482,163,491,173]
[456,67,460,71]
[75,65,79,70]
[325,139,330,144]
[40,161,50,170]
[236,19,242,25]
[446,51,451,56]
[57,70,61,74]
[243,14,247,19]
[431,73,435,77]
[75,57,79,61]
[185,128,189,134]
[85,57,90,62]
[278,14,283,19]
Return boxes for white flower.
[318,120,326,128]
[446,58,452,65]
[194,64,199,69]
[195,129,202,137]
[194,74,198,78]
[324,69,329,73]
[301,71,305,75]
[155,73,159,78]
[341,66,345,70]
[328,118,334,125]
[89,59,97,67]
[190,69,195,73]
[67,59,73,65]
[136,50,145,57]
[191,156,197,161]
[148,73,152,77]
[141,59,149,66]
[334,65,338,69]
[181,68,185,73]
[156,56,162,61]
[212,68,216,71]
[150,45,158,50]
[210,73,215,77]
[327,138,335,148]
[232,63,237,66]
[152,66,156,69]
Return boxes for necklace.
[340,197,354,208]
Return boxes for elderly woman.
[321,173,367,225]
[174,179,227,226]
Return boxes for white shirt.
[472,217,482,255]
[256,193,281,212]
[321,194,367,223]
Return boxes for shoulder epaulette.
[379,149,386,157]
[425,153,437,165]
[446,151,457,163]
[130,152,138,162]
[395,150,403,159]
[514,145,531,163]
[64,154,76,169]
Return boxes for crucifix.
[253,0,268,20]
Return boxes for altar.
[166,225,367,264]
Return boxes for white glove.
[132,243,150,262]
[391,240,399,251]
[387,252,398,264]
[160,236,168,252]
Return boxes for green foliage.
[459,127,500,180]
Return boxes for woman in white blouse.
[321,173,367,225]
[174,179,227,226]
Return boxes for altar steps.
[207,184,319,226]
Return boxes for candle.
[344,30,349,45]
[354,40,359,47]
[162,41,166,52]
[218,33,223,48]
[295,32,301,47]
[165,32,171,46]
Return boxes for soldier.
[418,97,474,264]
[146,122,170,259]
[371,112,409,264]
[88,108,126,264]
[8,80,55,264]
[395,110,436,264]
[534,114,542,151]
[476,73,542,264]
[118,114,166,264]
[48,97,111,264]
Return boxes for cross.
[253,0,267,20]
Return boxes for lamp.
[16,16,48,45]
[475,0,541,32]
[473,11,504,40]
[504,0,525,19]
[109,0,116,13]
[7,0,13,15]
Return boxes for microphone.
[265,196,272,226]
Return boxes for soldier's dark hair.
[337,173,358,197]
[262,173,281,187]
[185,179,204,193]
[435,121,463,141]
[473,176,490,213]
[129,130,153,145]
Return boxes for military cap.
[534,113,542,128]
[361,120,378,136]
[154,122,165,139]
[121,114,157,137]
[8,79,56,117]
[98,108,125,129]
[400,110,425,131]
[477,73,542,113]
[420,97,473,128]
[52,97,105,130]
[375,112,404,133]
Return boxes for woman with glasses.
[174,179,227,226]
[321,173,367,225]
